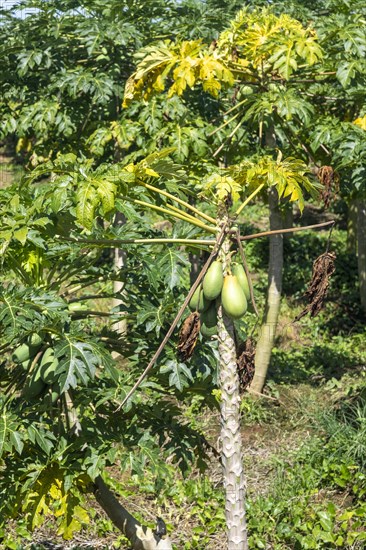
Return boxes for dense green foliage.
[0,0,365,548]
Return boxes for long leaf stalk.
[132,198,216,233]
[237,220,335,240]
[63,236,215,247]
[213,115,245,158]
[220,97,250,118]
[61,220,334,250]
[160,200,211,227]
[62,276,108,297]
[7,254,33,285]
[208,110,243,136]
[235,184,265,217]
[137,179,217,225]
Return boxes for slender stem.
[7,254,33,285]
[237,220,335,241]
[62,276,107,297]
[62,236,215,247]
[235,184,265,217]
[70,310,116,318]
[208,110,242,136]
[213,115,245,158]
[220,97,249,118]
[132,199,216,233]
[163,201,209,226]
[138,180,217,225]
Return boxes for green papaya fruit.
[202,261,224,300]
[189,284,211,312]
[12,333,43,364]
[68,301,87,312]
[20,358,31,371]
[232,264,251,302]
[22,367,45,400]
[39,347,58,384]
[13,343,31,364]
[221,275,247,319]
[200,303,217,337]
[29,333,43,347]
[44,388,60,406]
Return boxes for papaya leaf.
[160,359,194,392]
[155,248,190,290]
[75,176,116,230]
[203,173,242,202]
[54,340,100,393]
[27,425,55,455]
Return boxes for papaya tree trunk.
[347,198,358,253]
[217,230,248,550]
[357,198,366,312]
[94,476,172,550]
[250,188,283,394]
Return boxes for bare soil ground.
[0,153,15,188]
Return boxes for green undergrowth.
[2,197,365,549]
[106,386,366,549]
[6,382,365,550]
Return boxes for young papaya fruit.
[203,261,224,300]
[44,387,60,406]
[68,301,87,312]
[189,284,211,312]
[28,333,43,347]
[13,343,31,364]
[232,264,251,302]
[39,347,58,384]
[13,333,43,364]
[20,358,31,371]
[221,275,247,319]
[200,303,217,338]
[22,367,45,400]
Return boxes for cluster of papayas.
[189,259,252,338]
[12,333,60,401]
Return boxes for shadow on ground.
[269,342,365,386]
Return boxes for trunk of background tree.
[189,250,210,285]
[250,189,283,394]
[217,231,248,550]
[357,199,366,312]
[94,476,172,549]
[347,198,358,253]
[113,212,128,338]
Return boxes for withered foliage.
[237,338,256,393]
[295,251,336,321]
[317,166,339,209]
[177,312,200,361]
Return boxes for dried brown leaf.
[295,251,336,321]
[317,166,339,209]
[237,338,256,393]
[177,312,200,361]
